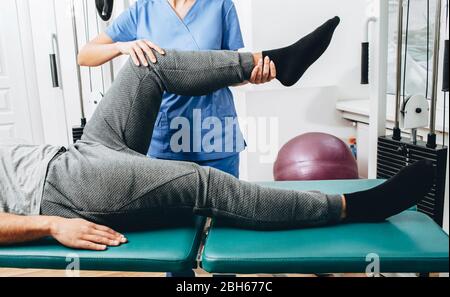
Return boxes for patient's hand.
[50,217,127,251]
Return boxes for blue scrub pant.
[194,155,240,178]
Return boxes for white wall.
[234,86,356,181]
[232,0,368,181]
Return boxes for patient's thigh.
[44,142,198,213]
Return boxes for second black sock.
[344,160,435,222]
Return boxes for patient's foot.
[262,16,340,87]
[343,160,435,222]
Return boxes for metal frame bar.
[427,0,443,148]
[368,0,389,178]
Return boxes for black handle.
[443,40,449,92]
[49,54,59,88]
[361,42,369,85]
[96,0,114,21]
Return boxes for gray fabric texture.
[39,50,343,230]
[0,139,61,215]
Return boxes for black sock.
[344,160,435,222]
[262,16,341,87]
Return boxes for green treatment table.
[202,180,449,274]
[0,180,448,275]
[0,217,205,273]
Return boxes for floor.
[1,268,444,277]
[0,268,368,277]
[0,268,442,277]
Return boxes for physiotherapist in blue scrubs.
[79,0,276,178]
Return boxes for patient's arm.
[0,213,127,251]
[0,213,52,245]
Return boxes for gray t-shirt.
[0,139,61,215]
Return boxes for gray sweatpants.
[40,50,343,231]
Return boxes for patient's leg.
[41,152,434,230]
[41,152,344,231]
[120,160,434,230]
[195,167,344,230]
[82,51,254,155]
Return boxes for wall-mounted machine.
[375,0,448,226]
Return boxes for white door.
[28,0,71,146]
[0,0,35,141]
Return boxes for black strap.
[442,0,449,92]
[95,0,114,22]
[443,92,447,147]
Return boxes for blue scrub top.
[106,0,246,161]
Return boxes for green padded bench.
[0,217,205,273]
[1,180,448,275]
[202,180,450,274]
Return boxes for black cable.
[402,0,411,104]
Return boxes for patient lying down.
[0,17,435,251]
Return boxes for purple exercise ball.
[274,132,358,181]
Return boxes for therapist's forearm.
[78,42,122,67]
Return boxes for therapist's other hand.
[50,217,127,251]
[116,40,165,66]
[249,56,277,85]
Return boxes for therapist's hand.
[116,40,166,66]
[249,56,277,85]
[50,217,127,251]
